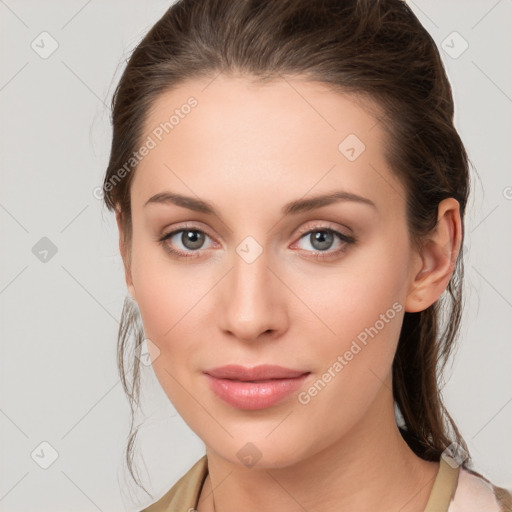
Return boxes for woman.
[102,0,512,510]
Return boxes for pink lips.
[204,364,310,410]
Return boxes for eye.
[292,224,356,260]
[157,226,215,258]
[156,223,356,261]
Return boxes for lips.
[204,364,309,381]
[203,364,310,410]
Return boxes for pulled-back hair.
[103,0,471,496]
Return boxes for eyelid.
[294,220,354,238]
[159,221,215,239]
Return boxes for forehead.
[142,74,382,156]
[132,74,404,215]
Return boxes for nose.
[218,246,288,342]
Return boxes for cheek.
[294,236,409,347]
[130,243,224,400]
[130,236,205,336]
[131,257,210,410]
[296,279,404,408]
[288,238,408,405]
[288,277,405,455]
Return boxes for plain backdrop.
[1,0,511,510]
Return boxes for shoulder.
[140,455,208,512]
[449,465,512,512]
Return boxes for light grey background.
[1,1,511,510]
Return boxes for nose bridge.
[233,244,271,297]
[232,238,275,311]
[219,235,286,340]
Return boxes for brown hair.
[103,0,471,496]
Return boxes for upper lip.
[204,364,309,381]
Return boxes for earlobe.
[404,198,462,313]
[115,209,137,301]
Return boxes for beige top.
[140,455,512,512]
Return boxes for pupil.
[183,230,204,249]
[312,230,333,251]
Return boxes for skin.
[116,74,462,511]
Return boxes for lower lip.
[205,373,310,410]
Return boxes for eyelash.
[155,223,357,261]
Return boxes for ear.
[115,208,136,301]
[404,198,462,313]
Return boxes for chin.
[205,433,314,470]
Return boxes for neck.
[198,379,439,512]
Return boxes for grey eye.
[308,230,335,251]
[179,230,206,250]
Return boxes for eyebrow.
[144,190,377,216]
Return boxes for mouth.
[204,364,309,381]
[203,364,311,410]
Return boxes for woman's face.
[122,74,422,468]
